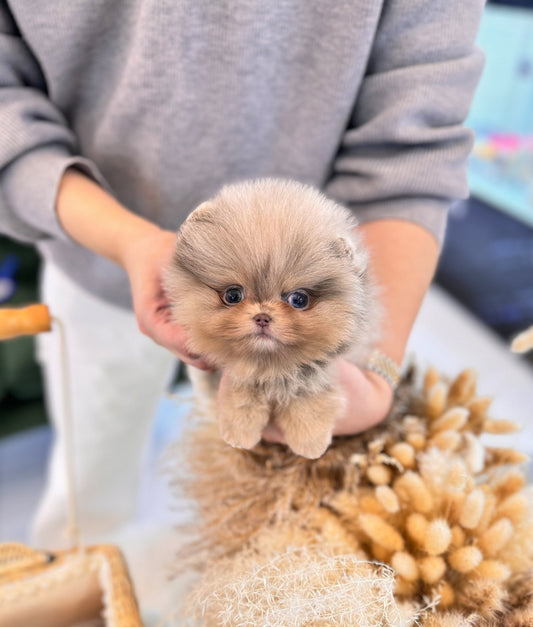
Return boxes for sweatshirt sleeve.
[324,0,485,244]
[0,3,107,244]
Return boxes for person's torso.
[11,0,383,306]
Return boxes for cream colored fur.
[164,179,379,458]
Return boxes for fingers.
[180,352,215,372]
[332,359,393,436]
[155,328,215,370]
[136,308,215,371]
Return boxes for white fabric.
[32,262,177,549]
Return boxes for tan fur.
[164,179,379,458]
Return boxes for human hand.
[261,359,394,445]
[55,170,212,370]
[121,226,213,370]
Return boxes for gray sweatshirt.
[0,0,484,309]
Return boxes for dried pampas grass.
[167,366,533,626]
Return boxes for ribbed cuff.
[1,145,110,242]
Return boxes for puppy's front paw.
[217,402,269,450]
[218,421,263,450]
[287,430,332,459]
[275,391,340,459]
[217,379,270,450]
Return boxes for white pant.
[33,262,177,549]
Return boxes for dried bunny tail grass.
[446,462,468,491]
[477,518,514,556]
[483,418,520,435]
[485,447,529,468]
[429,408,469,435]
[405,513,429,545]
[367,463,393,486]
[494,488,533,573]
[171,365,533,623]
[423,519,452,556]
[428,430,462,453]
[510,325,533,354]
[448,546,483,573]
[388,442,416,469]
[359,513,405,552]
[466,396,493,434]
[391,551,419,582]
[375,485,400,513]
[447,369,477,406]
[394,471,434,514]
[492,469,526,499]
[460,432,485,474]
[496,491,529,524]
[185,546,408,627]
[425,382,448,420]
[423,367,440,396]
[474,560,511,582]
[459,488,485,529]
[418,556,447,585]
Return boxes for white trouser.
[33,262,177,549]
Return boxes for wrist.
[365,349,401,392]
[115,219,169,272]
[56,168,165,269]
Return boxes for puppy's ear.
[185,201,215,224]
[329,236,368,275]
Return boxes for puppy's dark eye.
[222,286,244,305]
[286,290,309,310]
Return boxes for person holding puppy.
[0,1,485,547]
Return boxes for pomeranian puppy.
[164,179,379,458]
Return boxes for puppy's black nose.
[254,313,271,327]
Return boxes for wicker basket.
[1,307,143,626]
[0,542,143,627]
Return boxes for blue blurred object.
[0,254,19,304]
[436,2,533,342]
[466,2,533,227]
[437,198,533,339]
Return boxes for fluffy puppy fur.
[164,179,379,458]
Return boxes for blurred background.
[436,0,533,347]
[1,0,532,597]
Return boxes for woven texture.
[0,543,142,627]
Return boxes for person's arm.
[359,219,439,367]
[332,219,439,435]
[0,3,105,244]
[55,168,212,370]
[322,0,483,436]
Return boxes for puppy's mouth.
[253,328,276,339]
[249,328,280,347]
